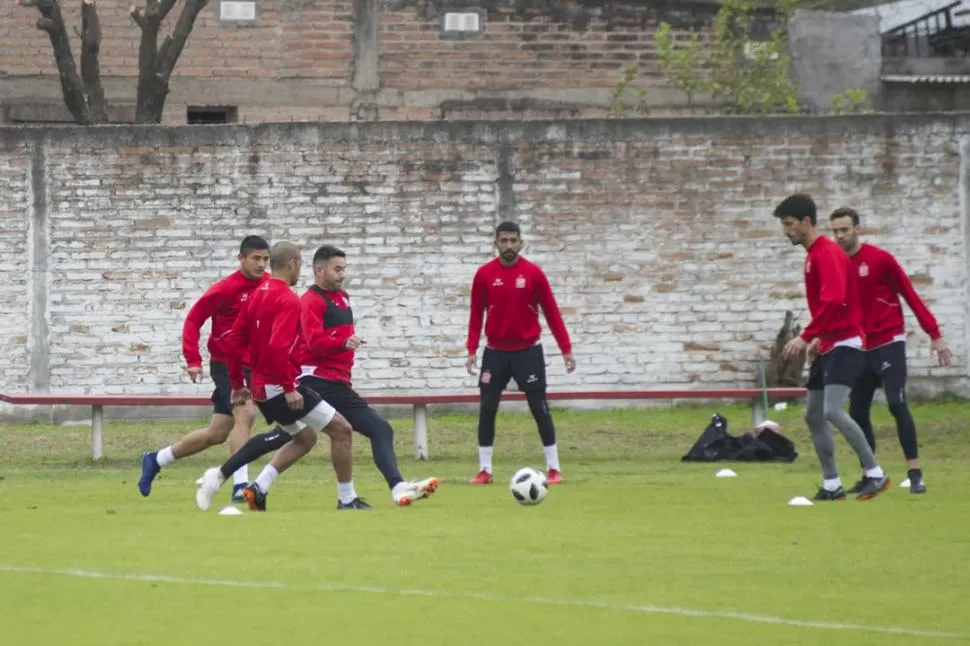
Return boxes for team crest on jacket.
[516,276,526,288]
[859,263,869,277]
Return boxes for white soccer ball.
[509,467,549,505]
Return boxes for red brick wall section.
[0,115,966,400]
[0,0,353,80]
[380,1,712,90]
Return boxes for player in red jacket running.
[775,195,890,501]
[194,241,365,512]
[830,207,953,495]
[138,236,276,503]
[465,221,576,486]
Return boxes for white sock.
[544,444,560,471]
[865,466,885,479]
[156,446,176,467]
[337,481,358,504]
[823,477,842,492]
[479,446,493,473]
[254,465,279,494]
[232,465,250,487]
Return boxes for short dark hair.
[312,244,346,265]
[495,221,521,238]
[773,194,817,226]
[829,206,860,226]
[239,235,270,256]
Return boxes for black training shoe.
[856,475,891,500]
[846,477,867,494]
[813,486,847,501]
[909,475,927,495]
[337,497,373,510]
[242,484,267,511]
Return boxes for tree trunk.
[131,0,209,124]
[80,0,107,123]
[32,0,90,123]
[28,0,108,125]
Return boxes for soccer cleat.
[846,476,866,495]
[469,469,493,485]
[242,484,267,511]
[392,483,417,507]
[856,475,891,500]
[195,467,225,511]
[137,451,161,497]
[337,497,373,510]
[414,476,439,497]
[908,469,926,494]
[812,486,847,501]
[547,468,563,485]
[231,483,248,503]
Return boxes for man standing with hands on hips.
[465,221,576,486]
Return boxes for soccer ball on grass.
[508,467,549,505]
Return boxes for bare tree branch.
[158,0,178,20]
[32,0,89,123]
[131,0,209,123]
[129,5,146,29]
[81,0,107,123]
[157,0,209,78]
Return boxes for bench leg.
[92,404,104,461]
[413,403,429,461]
[751,399,765,428]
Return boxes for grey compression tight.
[804,386,878,479]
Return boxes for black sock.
[908,468,923,482]
[219,427,293,479]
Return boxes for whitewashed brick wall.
[1,116,968,412]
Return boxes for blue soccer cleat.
[138,451,161,497]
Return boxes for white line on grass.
[0,564,963,639]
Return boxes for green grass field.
[1,400,968,645]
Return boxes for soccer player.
[194,241,368,511]
[774,195,891,501]
[137,235,281,502]
[296,244,439,506]
[830,207,953,495]
[465,221,576,485]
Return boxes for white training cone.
[788,496,814,507]
[715,468,737,478]
[900,479,911,488]
[218,506,243,516]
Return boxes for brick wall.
[0,0,354,79]
[1,114,967,412]
[0,0,725,122]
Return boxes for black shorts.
[806,345,865,391]
[855,341,909,405]
[479,344,547,393]
[255,384,327,428]
[209,361,251,416]
[299,376,369,412]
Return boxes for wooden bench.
[0,388,806,461]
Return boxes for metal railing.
[881,0,970,57]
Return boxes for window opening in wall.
[187,106,239,124]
